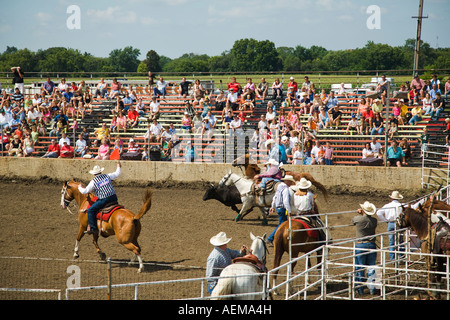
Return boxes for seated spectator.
[112,138,124,159]
[122,92,134,112]
[94,78,108,99]
[362,142,375,159]
[136,98,146,117]
[227,77,241,94]
[94,122,110,146]
[58,78,69,93]
[42,77,55,96]
[223,110,234,132]
[324,90,338,111]
[192,111,203,134]
[444,118,450,146]
[422,92,433,115]
[95,138,110,160]
[361,104,374,134]
[214,91,226,112]
[178,77,191,99]
[445,77,450,98]
[371,113,384,136]
[181,112,192,133]
[75,133,88,158]
[21,133,34,157]
[41,138,60,158]
[59,141,74,158]
[242,78,255,101]
[408,103,423,125]
[371,98,383,115]
[161,140,173,161]
[346,114,362,135]
[226,88,239,111]
[8,135,22,157]
[127,106,140,128]
[429,92,443,121]
[429,83,441,101]
[370,137,383,158]
[144,119,162,143]
[116,111,127,133]
[148,96,160,121]
[256,78,268,100]
[153,77,169,99]
[328,105,342,129]
[121,138,141,160]
[392,102,403,125]
[108,78,121,99]
[272,78,283,100]
[291,142,304,165]
[410,73,425,98]
[387,114,398,139]
[229,114,243,137]
[318,106,330,130]
[386,140,406,167]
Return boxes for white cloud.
[36,12,52,27]
[87,6,137,24]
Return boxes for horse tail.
[297,172,329,200]
[134,188,153,220]
[211,278,233,300]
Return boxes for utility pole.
[412,0,428,76]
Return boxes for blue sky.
[0,0,449,60]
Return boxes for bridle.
[61,182,76,215]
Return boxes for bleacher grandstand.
[1,77,449,167]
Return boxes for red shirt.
[127,110,139,121]
[48,143,60,156]
[60,144,74,158]
[362,109,374,120]
[288,81,298,92]
[228,82,241,93]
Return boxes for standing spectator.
[419,127,430,157]
[352,201,378,295]
[11,66,24,94]
[205,232,247,294]
[41,77,55,96]
[324,142,334,165]
[376,191,405,261]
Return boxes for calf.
[203,183,242,214]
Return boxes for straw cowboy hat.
[264,158,279,167]
[389,191,403,200]
[292,177,312,191]
[265,139,275,147]
[359,201,377,215]
[281,175,296,183]
[210,232,232,247]
[89,165,105,175]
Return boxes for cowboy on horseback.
[253,158,282,195]
[78,162,121,235]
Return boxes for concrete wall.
[0,157,426,191]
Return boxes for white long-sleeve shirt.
[376,199,403,222]
[271,183,291,214]
[78,166,121,198]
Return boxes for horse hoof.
[73,253,79,259]
[99,252,106,261]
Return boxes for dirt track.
[0,177,425,300]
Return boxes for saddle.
[86,196,124,221]
[252,180,278,197]
[291,216,320,239]
[431,219,450,254]
[233,254,267,273]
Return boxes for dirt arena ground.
[0,177,427,300]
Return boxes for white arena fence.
[1,189,449,300]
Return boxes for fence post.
[107,258,112,300]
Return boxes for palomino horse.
[211,233,268,300]
[271,215,324,294]
[397,207,450,283]
[232,154,328,200]
[61,181,153,272]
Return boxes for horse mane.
[404,207,429,236]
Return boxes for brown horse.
[233,154,328,200]
[271,211,323,294]
[61,181,153,272]
[397,207,450,283]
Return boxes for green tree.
[230,39,280,72]
[143,49,161,72]
[108,46,141,72]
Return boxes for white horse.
[211,232,268,300]
[218,171,277,224]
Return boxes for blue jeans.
[267,208,288,243]
[429,108,442,120]
[388,221,404,261]
[371,127,384,135]
[153,87,167,97]
[87,194,118,232]
[409,115,422,125]
[355,242,377,293]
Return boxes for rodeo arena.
[2,67,450,305]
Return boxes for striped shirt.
[78,167,121,199]
[271,183,291,214]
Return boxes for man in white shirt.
[153,77,169,98]
[59,132,71,147]
[311,140,321,165]
[75,134,88,157]
[376,191,404,261]
[149,96,160,121]
[370,136,383,158]
[226,88,239,111]
[229,115,243,137]
[144,119,162,143]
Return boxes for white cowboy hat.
[282,175,296,183]
[295,178,312,190]
[265,139,275,147]
[360,201,377,215]
[89,165,104,175]
[210,232,232,247]
[389,191,403,200]
[264,158,279,167]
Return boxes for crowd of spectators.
[0,68,448,166]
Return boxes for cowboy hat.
[210,232,232,247]
[264,158,279,166]
[89,165,105,175]
[265,139,275,147]
[389,191,403,200]
[294,178,312,190]
[282,175,296,183]
[359,201,377,215]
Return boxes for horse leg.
[92,232,106,261]
[122,242,144,273]
[258,207,268,225]
[74,223,87,259]
[235,201,252,222]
